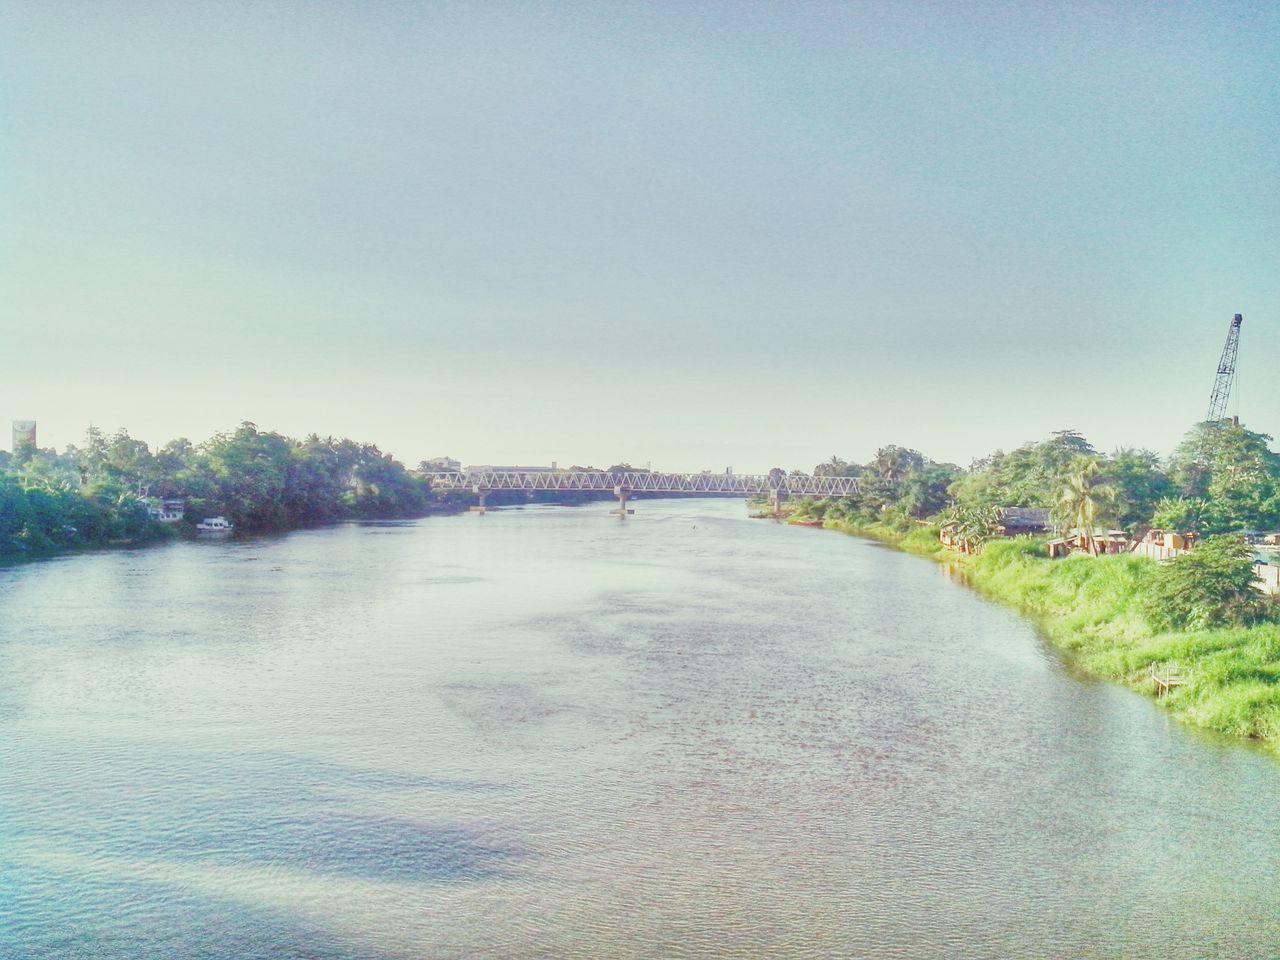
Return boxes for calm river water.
[2,499,1279,958]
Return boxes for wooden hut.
[995,508,1051,536]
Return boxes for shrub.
[1143,535,1268,631]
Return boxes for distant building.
[466,464,556,473]
[146,498,186,523]
[423,456,462,472]
[11,420,36,450]
[996,507,1051,536]
[940,507,1052,553]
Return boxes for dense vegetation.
[0,422,459,558]
[0,423,650,560]
[790,419,1280,750]
[794,421,1280,539]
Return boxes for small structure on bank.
[1129,529,1196,562]
[1144,529,1193,550]
[1151,661,1185,696]
[997,507,1052,536]
[145,498,186,523]
[939,506,1051,553]
[1046,528,1132,558]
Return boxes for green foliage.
[898,463,959,518]
[948,430,1099,509]
[1169,423,1280,532]
[965,540,1156,649]
[1150,496,1208,534]
[1104,448,1173,529]
[812,455,860,478]
[1051,457,1117,545]
[1143,535,1269,631]
[940,503,1002,552]
[788,498,829,522]
[0,420,452,559]
[803,418,1280,541]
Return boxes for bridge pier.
[769,488,787,517]
[610,485,634,517]
[470,486,488,514]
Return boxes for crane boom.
[1206,313,1243,423]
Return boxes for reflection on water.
[2,499,1279,958]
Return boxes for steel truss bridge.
[425,470,860,515]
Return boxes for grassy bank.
[815,517,1280,750]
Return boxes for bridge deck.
[424,470,859,497]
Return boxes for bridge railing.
[423,470,859,497]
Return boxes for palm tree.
[814,455,853,478]
[1054,459,1114,555]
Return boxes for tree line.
[792,420,1280,544]
[0,422,463,557]
[791,420,1280,632]
[9,417,1279,564]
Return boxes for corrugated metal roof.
[998,507,1051,524]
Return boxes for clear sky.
[2,1,1277,472]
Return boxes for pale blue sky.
[2,1,1277,471]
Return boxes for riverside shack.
[939,507,1051,552]
[996,508,1051,536]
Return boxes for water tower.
[11,420,36,450]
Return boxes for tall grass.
[822,517,947,559]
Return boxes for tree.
[948,431,1097,509]
[814,456,859,478]
[941,504,1002,553]
[869,445,926,486]
[1151,497,1208,534]
[344,445,429,518]
[197,422,294,529]
[1203,431,1280,533]
[76,425,111,483]
[1168,422,1280,532]
[1049,429,1096,456]
[1144,535,1269,630]
[1105,448,1173,530]
[1052,458,1115,553]
[154,438,196,494]
[898,463,960,518]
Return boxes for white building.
[466,464,557,473]
[146,498,186,523]
[422,456,462,472]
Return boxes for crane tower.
[1206,313,1243,423]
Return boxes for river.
[2,498,1278,958]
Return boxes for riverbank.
[0,508,452,567]
[0,491,624,568]
[817,516,1280,751]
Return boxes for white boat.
[195,516,234,536]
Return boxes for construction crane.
[1206,313,1243,423]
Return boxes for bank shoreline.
[809,515,1280,755]
[0,509,457,568]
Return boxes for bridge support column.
[611,485,634,517]
[769,488,787,517]
[470,486,488,514]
